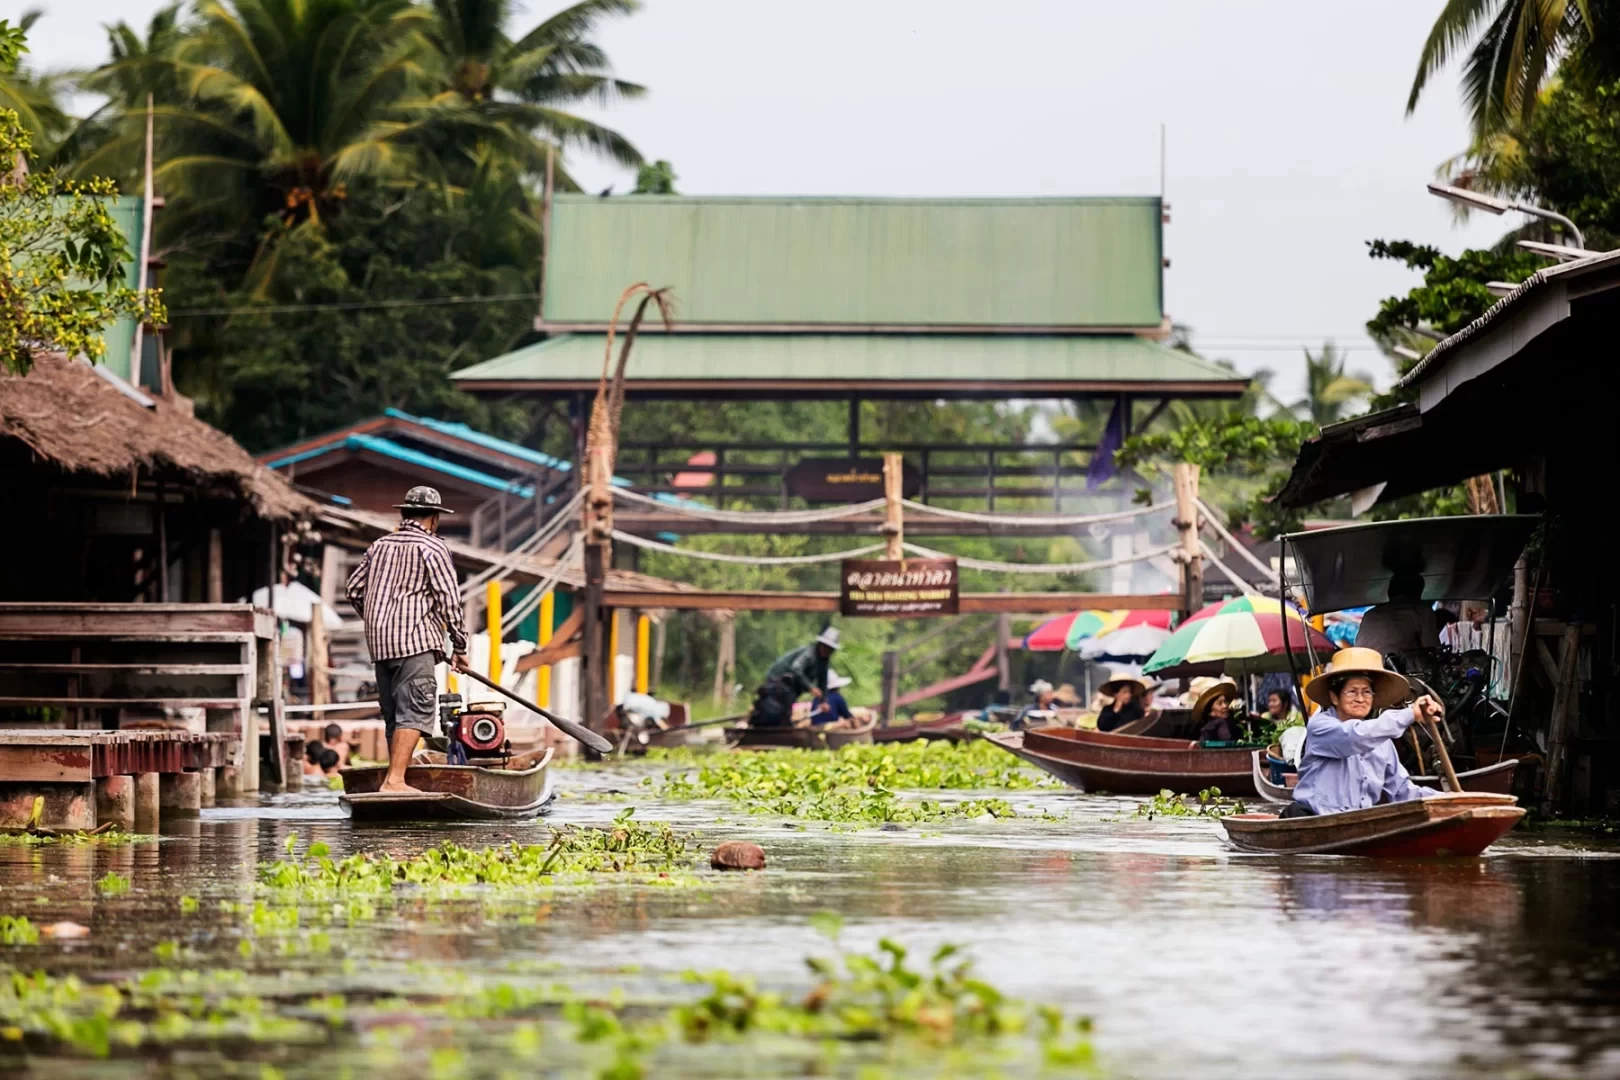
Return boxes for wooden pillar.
[880,649,898,727]
[207,529,224,603]
[882,452,904,560]
[848,398,861,457]
[96,775,135,832]
[995,613,1011,692]
[537,589,555,709]
[307,602,330,706]
[1172,462,1203,615]
[712,618,735,705]
[651,615,667,694]
[159,771,202,816]
[1509,555,1529,697]
[486,580,504,683]
[1543,623,1582,810]
[635,614,650,694]
[318,544,341,609]
[582,444,613,734]
[133,773,160,833]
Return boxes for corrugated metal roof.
[452,333,1240,388]
[542,196,1162,328]
[266,433,535,496]
[384,408,571,472]
[99,196,146,384]
[1398,247,1620,388]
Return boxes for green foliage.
[1116,414,1316,476]
[0,109,164,375]
[96,871,130,896]
[1133,787,1247,820]
[647,740,1052,824]
[1292,342,1373,425]
[0,20,25,73]
[0,915,40,945]
[632,159,677,194]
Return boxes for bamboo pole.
[882,452,904,560]
[537,590,554,709]
[308,602,330,706]
[1172,462,1203,615]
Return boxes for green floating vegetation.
[1,921,1095,1075]
[645,740,1054,824]
[1133,788,1248,820]
[261,811,700,897]
[95,872,130,896]
[0,917,39,946]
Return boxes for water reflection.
[2,787,1619,1079]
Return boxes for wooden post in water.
[880,648,899,727]
[1172,463,1203,616]
[882,452,905,560]
[308,602,330,707]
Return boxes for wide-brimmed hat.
[1028,679,1054,695]
[1176,675,1223,709]
[815,626,841,650]
[394,485,455,514]
[827,670,852,691]
[1099,675,1158,698]
[1305,647,1409,709]
[1191,680,1240,723]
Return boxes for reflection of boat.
[1251,750,1522,805]
[984,727,1259,796]
[1221,792,1524,856]
[339,748,555,821]
[726,718,877,750]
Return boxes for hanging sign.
[840,558,959,617]
[786,458,921,503]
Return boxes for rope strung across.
[1200,540,1263,597]
[611,487,886,524]
[611,530,885,565]
[898,499,1175,527]
[499,533,584,635]
[900,540,1181,575]
[1195,497,1279,585]
[459,489,583,600]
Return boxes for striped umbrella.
[1023,609,1123,652]
[1143,610,1334,678]
[1183,595,1307,625]
[1064,608,1172,652]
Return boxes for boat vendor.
[1192,680,1242,743]
[1263,688,1303,728]
[810,670,855,725]
[345,486,471,794]
[1281,647,1444,818]
[1015,679,1058,730]
[1356,573,1440,659]
[1096,676,1153,732]
[750,626,840,727]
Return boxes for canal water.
[4,767,1619,1079]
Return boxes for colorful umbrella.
[1142,611,1334,678]
[1183,596,1307,625]
[1077,624,1173,661]
[1063,608,1172,652]
[1023,609,1123,652]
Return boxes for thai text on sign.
[840,558,959,617]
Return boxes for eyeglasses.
[1337,686,1375,700]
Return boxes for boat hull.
[1221,793,1524,856]
[1250,751,1521,805]
[727,719,876,751]
[339,748,554,822]
[986,727,1260,796]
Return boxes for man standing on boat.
[345,486,470,793]
[1283,648,1443,818]
[750,627,839,727]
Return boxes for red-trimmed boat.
[984,726,1260,796]
[1250,749,1521,804]
[1221,792,1525,856]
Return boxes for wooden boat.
[1221,792,1525,856]
[1109,706,1195,739]
[1250,750,1522,805]
[726,718,877,750]
[983,727,1260,796]
[339,748,555,822]
[874,714,972,744]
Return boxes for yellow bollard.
[635,614,650,695]
[486,580,502,683]
[537,590,554,710]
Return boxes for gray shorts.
[375,652,438,740]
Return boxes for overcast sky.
[25,0,1512,405]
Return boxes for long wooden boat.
[1221,792,1525,856]
[984,727,1260,796]
[874,714,972,744]
[1250,750,1522,805]
[726,717,877,751]
[339,748,555,822]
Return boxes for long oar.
[1419,704,1463,792]
[458,668,614,754]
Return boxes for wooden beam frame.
[598,590,1180,614]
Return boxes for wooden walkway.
[0,729,234,782]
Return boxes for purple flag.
[1086,399,1126,491]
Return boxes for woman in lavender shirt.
[1284,647,1445,818]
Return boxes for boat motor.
[439,693,509,765]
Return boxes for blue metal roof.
[265,433,535,497]
[385,408,572,473]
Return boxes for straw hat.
[1190,680,1239,724]
[827,670,852,691]
[1305,647,1409,709]
[1176,676,1223,709]
[1099,675,1158,698]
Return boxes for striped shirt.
[345,520,469,662]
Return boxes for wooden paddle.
[1417,698,1463,792]
[458,668,614,754]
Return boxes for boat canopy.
[1284,516,1539,614]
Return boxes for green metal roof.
[452,333,1244,398]
[542,196,1163,329]
[99,196,147,385]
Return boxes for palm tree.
[418,0,644,189]
[1292,343,1373,426]
[76,0,440,277]
[1406,0,1620,135]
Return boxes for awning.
[1284,516,1538,612]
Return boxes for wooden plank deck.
[0,729,236,781]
